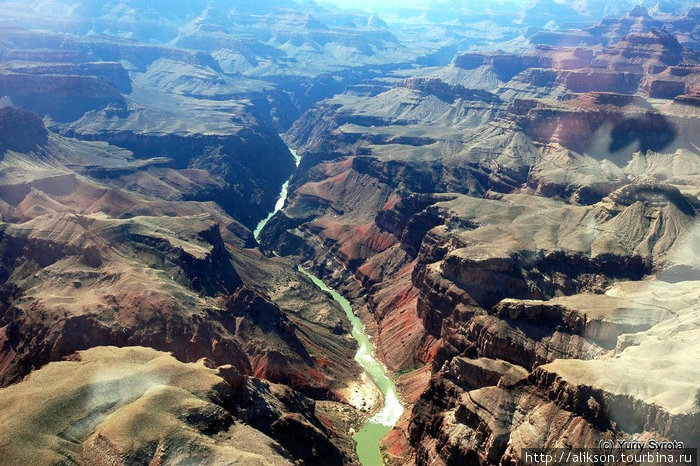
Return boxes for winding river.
[254,147,404,466]
[253,148,302,239]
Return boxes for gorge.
[255,145,405,465]
[0,1,698,465]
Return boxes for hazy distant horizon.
[318,0,524,14]
[317,0,685,17]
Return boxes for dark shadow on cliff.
[0,106,49,157]
[608,113,676,155]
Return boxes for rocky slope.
[0,346,347,465]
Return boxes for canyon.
[0,1,698,465]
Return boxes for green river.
[254,148,404,466]
[253,149,302,239]
[298,268,404,466]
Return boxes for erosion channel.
[254,147,404,465]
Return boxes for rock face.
[64,127,296,229]
[408,278,699,465]
[0,106,47,152]
[0,70,126,123]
